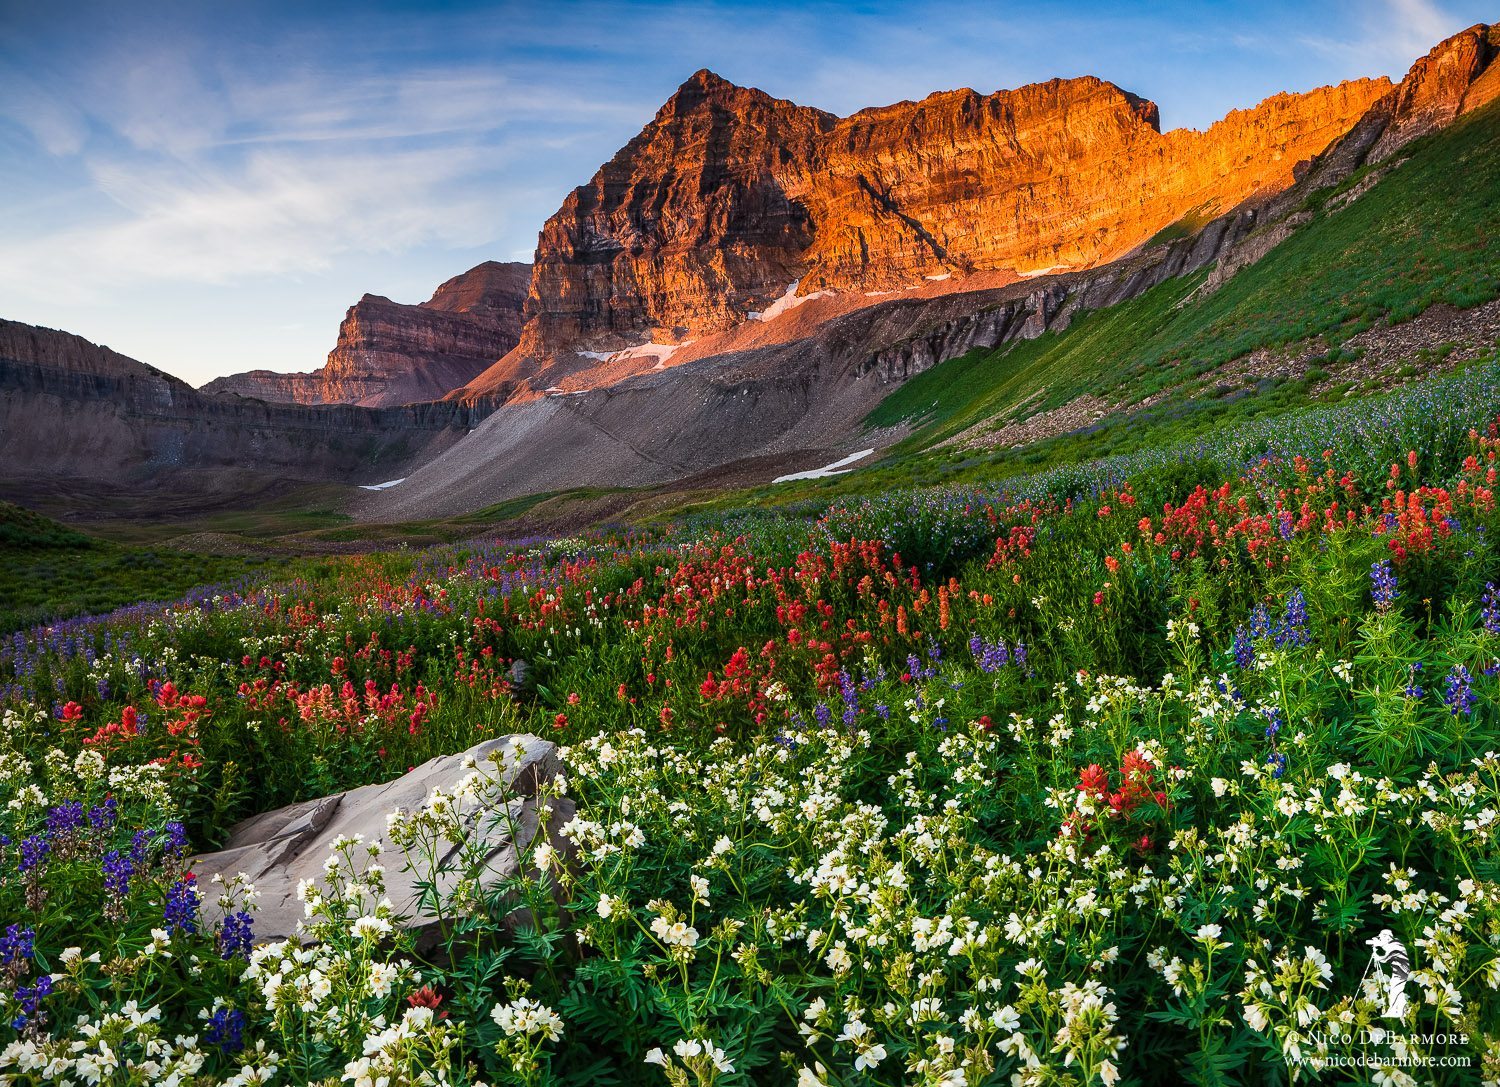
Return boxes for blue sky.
[0,0,1489,385]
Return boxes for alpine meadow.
[2,8,1500,1087]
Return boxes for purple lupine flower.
[103,849,134,894]
[970,636,1012,673]
[1232,626,1254,670]
[813,702,832,729]
[1275,590,1311,648]
[1444,665,1477,717]
[163,877,200,935]
[10,974,51,1034]
[1483,583,1500,636]
[1370,560,1399,613]
[1266,752,1288,779]
[1404,663,1425,700]
[102,849,134,920]
[46,801,85,840]
[875,704,890,720]
[217,912,255,960]
[838,671,859,725]
[162,821,189,853]
[87,798,118,833]
[1249,604,1273,639]
[205,1006,246,1054]
[18,835,48,873]
[1261,706,1283,740]
[0,923,34,977]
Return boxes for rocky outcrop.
[423,260,532,329]
[204,261,529,408]
[0,319,491,490]
[496,69,1386,371]
[315,289,522,406]
[1371,22,1500,160]
[1198,23,1500,298]
[198,368,326,405]
[192,735,571,946]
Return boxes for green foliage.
[0,502,270,634]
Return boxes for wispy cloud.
[0,4,650,312]
[1294,0,1465,70]
[1385,0,1461,55]
[1,148,499,298]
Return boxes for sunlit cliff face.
[515,68,1388,357]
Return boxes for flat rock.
[191,734,572,945]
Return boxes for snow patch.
[612,342,681,363]
[773,448,876,484]
[751,280,833,323]
[577,339,694,366]
[1018,264,1069,279]
[924,272,952,281]
[359,478,406,491]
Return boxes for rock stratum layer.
[204,261,529,407]
[490,69,1387,373]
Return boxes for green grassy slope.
[868,97,1500,458]
[0,503,272,633]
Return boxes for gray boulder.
[191,734,573,946]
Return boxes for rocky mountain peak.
[486,68,1387,381]
[203,263,530,407]
[1370,22,1500,158]
[423,261,530,320]
[657,68,819,118]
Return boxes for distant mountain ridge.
[203,261,529,407]
[0,319,487,493]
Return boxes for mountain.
[7,23,1497,525]
[0,319,490,502]
[203,261,529,407]
[450,70,1386,403]
[359,23,1500,520]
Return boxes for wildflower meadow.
[2,376,1499,1086]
